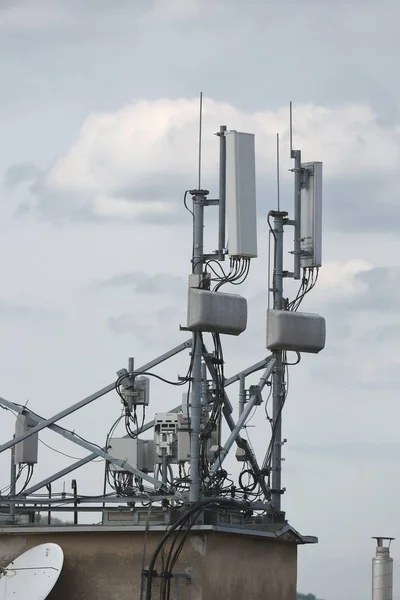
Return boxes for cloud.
[0,0,65,30]
[318,265,400,313]
[7,98,400,225]
[99,271,185,295]
[3,163,42,190]
[0,301,59,321]
[151,0,206,19]
[108,305,182,343]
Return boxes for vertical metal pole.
[292,149,302,280]
[128,357,134,373]
[161,449,168,487]
[71,479,78,525]
[189,191,206,502]
[201,363,207,406]
[46,483,52,525]
[239,374,246,417]
[218,125,227,260]
[271,213,285,512]
[9,440,16,522]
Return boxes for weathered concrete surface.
[0,527,297,600]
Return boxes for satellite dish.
[0,543,63,600]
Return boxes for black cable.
[144,499,245,600]
[183,190,194,218]
[238,469,257,493]
[17,464,34,495]
[283,352,301,366]
[288,267,319,311]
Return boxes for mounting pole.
[290,101,302,281]
[189,189,207,502]
[239,373,245,417]
[9,439,16,522]
[270,210,286,512]
[292,149,302,281]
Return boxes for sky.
[0,0,400,598]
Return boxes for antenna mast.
[198,91,203,189]
[276,133,281,212]
[264,102,325,513]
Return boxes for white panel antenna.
[300,161,323,268]
[0,543,64,600]
[225,130,258,258]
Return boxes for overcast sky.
[1,1,400,598]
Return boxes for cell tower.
[0,100,326,599]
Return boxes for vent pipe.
[372,537,394,600]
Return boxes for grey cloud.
[0,0,22,9]
[11,168,199,225]
[99,272,185,295]
[0,301,60,321]
[0,0,398,124]
[350,267,398,312]
[108,304,184,342]
[4,163,42,190]
[313,267,400,316]
[323,175,400,233]
[108,314,137,336]
[9,155,400,235]
[15,186,103,224]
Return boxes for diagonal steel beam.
[203,347,272,500]
[224,358,271,387]
[23,405,183,495]
[210,359,275,473]
[0,397,164,490]
[0,339,192,456]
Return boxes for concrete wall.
[0,528,297,600]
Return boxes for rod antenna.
[289,100,293,157]
[198,91,203,189]
[276,132,281,211]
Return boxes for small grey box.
[187,288,247,336]
[108,437,140,472]
[15,415,38,464]
[266,309,326,354]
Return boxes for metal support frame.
[269,211,286,512]
[0,340,192,495]
[23,405,185,496]
[0,395,165,489]
[0,343,281,512]
[202,349,270,501]
[210,358,275,473]
[0,340,191,457]
[22,356,269,497]
[224,358,270,386]
[5,348,276,508]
